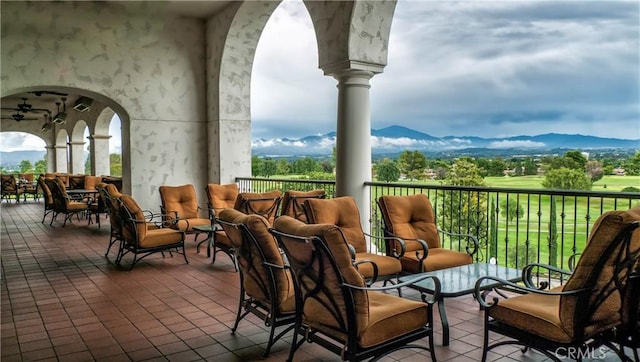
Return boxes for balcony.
[2,182,638,361]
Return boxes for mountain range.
[2,126,639,169]
[252,125,640,157]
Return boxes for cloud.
[253,0,639,140]
[489,140,546,149]
[0,133,45,152]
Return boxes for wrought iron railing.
[236,177,640,273]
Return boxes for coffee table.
[400,262,522,346]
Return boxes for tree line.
[252,150,640,191]
[0,154,123,176]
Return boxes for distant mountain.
[252,125,640,157]
[1,150,46,169]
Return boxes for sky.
[251,0,640,140]
[2,0,639,152]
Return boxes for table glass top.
[399,263,522,297]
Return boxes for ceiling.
[1,91,76,124]
[1,1,234,126]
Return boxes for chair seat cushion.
[68,201,88,210]
[401,248,472,273]
[355,253,402,279]
[359,291,428,348]
[139,228,183,248]
[489,286,572,343]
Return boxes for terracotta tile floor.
[1,199,635,361]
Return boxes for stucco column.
[45,146,55,173]
[332,69,374,233]
[54,145,68,173]
[68,141,85,174]
[90,134,111,176]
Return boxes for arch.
[206,0,282,183]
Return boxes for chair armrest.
[364,231,407,258]
[474,275,589,309]
[437,228,479,258]
[521,263,573,289]
[353,259,379,286]
[344,273,441,304]
[262,261,289,270]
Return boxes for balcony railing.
[236,177,640,273]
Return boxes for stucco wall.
[1,1,208,210]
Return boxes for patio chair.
[303,196,403,286]
[474,207,640,362]
[233,190,282,225]
[279,189,325,222]
[1,174,23,203]
[615,267,640,361]
[271,215,441,362]
[205,183,240,269]
[68,174,86,190]
[19,173,39,201]
[38,174,55,224]
[117,194,187,270]
[44,178,89,227]
[217,208,296,357]
[377,194,478,273]
[159,184,210,243]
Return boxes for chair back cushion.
[234,190,282,225]
[19,173,34,182]
[84,176,102,190]
[273,216,369,336]
[560,207,640,339]
[159,184,199,219]
[69,175,85,189]
[206,183,239,215]
[1,174,17,192]
[119,195,147,242]
[38,175,53,205]
[280,189,326,222]
[220,208,294,312]
[304,196,367,252]
[378,194,441,251]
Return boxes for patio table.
[399,262,522,346]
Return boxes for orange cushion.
[207,183,239,214]
[304,196,367,252]
[159,184,200,219]
[281,189,326,222]
[378,194,441,250]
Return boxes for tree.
[584,160,604,183]
[251,156,263,177]
[523,157,537,175]
[85,157,91,174]
[624,151,640,176]
[500,198,524,223]
[487,158,507,177]
[276,159,290,175]
[34,158,47,175]
[18,160,33,173]
[262,158,277,178]
[445,158,485,186]
[542,167,591,190]
[440,158,488,260]
[398,150,426,181]
[375,158,400,182]
[110,154,122,176]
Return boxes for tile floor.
[1,199,635,361]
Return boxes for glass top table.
[399,262,522,346]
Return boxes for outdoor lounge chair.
[377,194,478,273]
[217,208,296,357]
[205,183,240,269]
[279,189,325,222]
[271,215,441,362]
[159,184,210,243]
[303,196,403,285]
[474,206,640,362]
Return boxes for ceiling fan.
[1,98,50,114]
[1,111,39,122]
